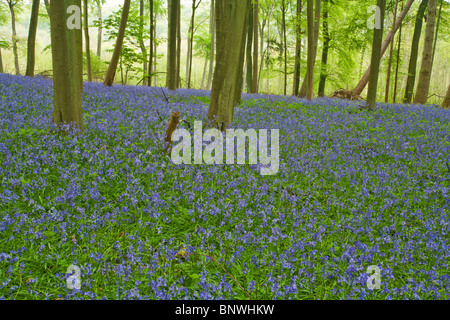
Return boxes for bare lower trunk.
[208,0,249,129]
[9,3,20,75]
[403,0,428,103]
[299,0,321,98]
[385,0,398,103]
[103,0,131,86]
[97,0,102,57]
[206,0,215,90]
[50,0,84,133]
[414,0,437,105]
[0,48,4,73]
[84,0,92,82]
[26,0,40,77]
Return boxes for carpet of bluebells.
[0,73,449,300]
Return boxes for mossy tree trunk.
[208,0,249,129]
[26,0,40,77]
[366,0,386,110]
[50,0,84,133]
[414,0,437,105]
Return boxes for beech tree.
[208,0,249,129]
[103,0,131,86]
[366,0,386,110]
[84,0,92,82]
[403,0,428,104]
[166,0,179,90]
[3,0,21,75]
[50,0,84,133]
[25,0,39,77]
[414,0,438,105]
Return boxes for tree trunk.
[208,0,249,129]
[245,1,253,92]
[84,0,92,82]
[393,1,404,103]
[304,0,315,100]
[282,0,287,96]
[9,1,20,75]
[0,48,4,73]
[201,56,208,89]
[187,0,200,89]
[385,0,398,103]
[148,0,154,86]
[414,0,437,105]
[153,13,158,86]
[318,0,329,97]
[167,0,179,90]
[252,0,259,93]
[96,0,102,57]
[299,0,322,98]
[139,0,148,86]
[50,0,84,133]
[26,0,40,77]
[403,0,428,103]
[429,0,442,83]
[177,2,181,88]
[351,0,414,97]
[206,0,215,90]
[441,84,450,109]
[366,0,386,110]
[103,0,131,86]
[293,0,302,96]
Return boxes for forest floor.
[0,74,449,300]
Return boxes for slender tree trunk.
[0,48,4,73]
[96,0,102,57]
[299,0,322,98]
[139,0,148,86]
[187,0,200,89]
[9,1,20,75]
[393,1,404,103]
[26,0,40,77]
[304,0,315,100]
[252,0,259,93]
[318,0,329,97]
[430,0,442,82]
[206,0,215,90]
[403,0,428,103]
[153,14,158,86]
[441,84,450,109]
[177,2,181,88]
[201,57,208,89]
[385,0,398,103]
[351,0,414,97]
[366,0,386,110]
[414,0,437,104]
[245,1,253,92]
[282,0,287,95]
[167,0,179,90]
[50,0,84,133]
[208,0,249,129]
[84,0,92,82]
[103,0,131,86]
[148,0,154,86]
[293,0,302,96]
